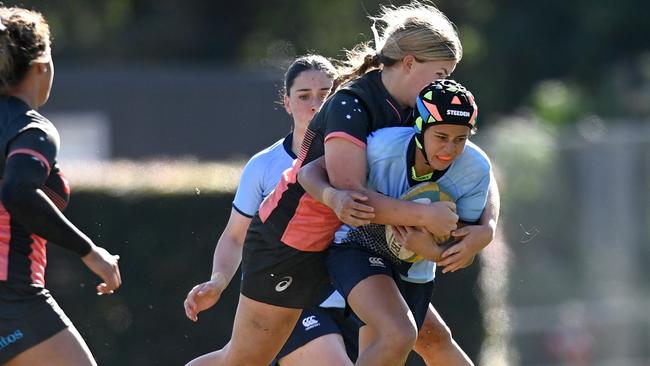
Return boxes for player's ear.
[283,95,292,115]
[401,55,416,74]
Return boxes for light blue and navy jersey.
[232,133,345,308]
[232,134,296,218]
[334,126,491,283]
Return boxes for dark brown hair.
[0,7,51,95]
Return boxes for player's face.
[284,70,333,130]
[423,124,470,170]
[403,59,457,107]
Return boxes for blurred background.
[7,0,649,365]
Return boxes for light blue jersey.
[335,126,491,283]
[232,135,296,217]
[233,133,345,308]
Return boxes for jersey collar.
[282,132,297,159]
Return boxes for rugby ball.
[385,182,454,263]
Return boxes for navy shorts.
[0,283,72,364]
[275,306,359,362]
[327,245,434,330]
[240,215,329,309]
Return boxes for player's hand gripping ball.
[385,182,454,262]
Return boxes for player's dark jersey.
[257,70,412,251]
[0,96,70,288]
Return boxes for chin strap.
[414,134,430,165]
[411,144,433,182]
[411,165,433,182]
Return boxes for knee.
[378,318,418,354]
[416,317,453,350]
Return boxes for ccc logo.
[302,315,319,328]
[368,257,385,267]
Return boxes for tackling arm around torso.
[298,137,458,237]
[437,171,500,273]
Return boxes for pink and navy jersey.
[256,70,412,252]
[234,132,346,308]
[0,96,70,288]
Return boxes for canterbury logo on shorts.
[368,257,385,267]
[275,276,293,292]
[301,315,320,330]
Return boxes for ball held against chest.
[385,182,454,263]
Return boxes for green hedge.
[45,190,483,365]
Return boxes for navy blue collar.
[282,132,297,159]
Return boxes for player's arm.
[184,153,264,321]
[2,129,121,293]
[439,171,500,273]
[299,92,457,236]
[298,155,375,227]
[184,208,250,321]
[1,129,93,256]
[210,209,250,286]
[299,138,458,237]
[480,171,500,238]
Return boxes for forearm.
[2,185,93,256]
[297,158,332,205]
[359,189,436,227]
[300,161,444,228]
[209,236,243,286]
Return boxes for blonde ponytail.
[333,1,462,91]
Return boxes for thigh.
[278,333,352,366]
[347,274,414,331]
[326,245,393,300]
[225,294,302,366]
[398,280,435,330]
[5,326,96,366]
[277,306,357,365]
[328,246,412,329]
[0,286,78,365]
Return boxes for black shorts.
[240,215,329,309]
[0,283,72,364]
[327,245,434,330]
[276,306,359,362]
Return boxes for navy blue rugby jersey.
[0,96,70,288]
